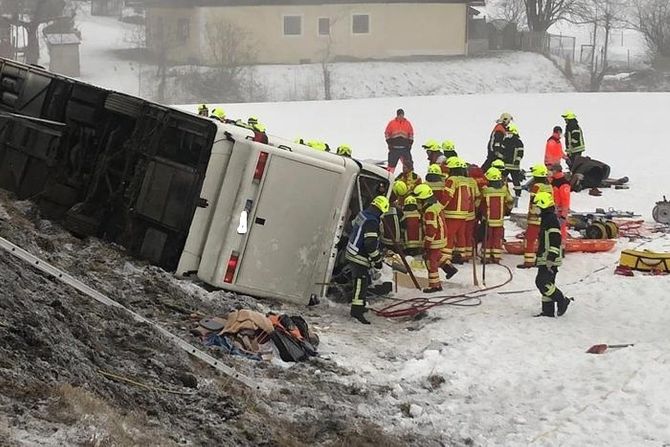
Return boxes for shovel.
[586,343,635,354]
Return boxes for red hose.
[373,264,514,318]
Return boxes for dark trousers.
[387,147,413,171]
[508,169,524,197]
[535,265,565,303]
[481,152,499,171]
[349,262,370,309]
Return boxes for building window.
[318,17,330,36]
[352,14,370,34]
[178,18,190,43]
[283,16,302,36]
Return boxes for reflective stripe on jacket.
[422,202,447,249]
[345,209,381,267]
[528,181,554,225]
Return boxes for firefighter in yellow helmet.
[518,163,554,269]
[533,191,572,317]
[483,112,513,171]
[210,107,226,122]
[400,195,424,256]
[345,195,389,324]
[561,110,585,166]
[336,144,352,157]
[197,104,209,117]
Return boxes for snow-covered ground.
[178,92,670,445]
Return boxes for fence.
[518,31,576,63]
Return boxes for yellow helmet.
[457,157,468,168]
[307,140,327,151]
[491,159,506,169]
[197,104,208,114]
[337,144,352,156]
[498,112,513,125]
[248,116,259,125]
[427,164,443,175]
[441,140,456,151]
[371,195,390,213]
[211,108,226,120]
[531,163,548,178]
[485,167,502,181]
[403,195,417,206]
[507,123,519,135]
[413,184,433,200]
[422,139,441,152]
[534,191,555,209]
[446,157,461,169]
[254,123,266,132]
[561,110,576,120]
[392,180,408,197]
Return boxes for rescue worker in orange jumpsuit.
[545,126,566,168]
[481,168,514,263]
[400,195,424,257]
[462,163,482,262]
[395,161,422,197]
[414,184,458,293]
[550,163,571,240]
[482,112,512,171]
[518,164,554,269]
[442,157,470,264]
[384,108,414,173]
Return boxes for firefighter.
[380,200,403,252]
[306,140,330,152]
[533,191,571,317]
[391,179,409,206]
[400,195,423,257]
[442,157,469,264]
[481,168,514,263]
[442,140,458,160]
[561,110,585,167]
[482,112,512,171]
[425,164,447,206]
[395,162,421,201]
[422,139,443,165]
[384,108,414,174]
[337,144,352,157]
[462,161,482,262]
[413,184,457,292]
[550,163,571,240]
[210,107,226,122]
[197,104,209,117]
[345,195,389,324]
[503,123,525,199]
[518,164,554,268]
[545,126,566,168]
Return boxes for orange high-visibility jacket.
[551,172,571,218]
[422,202,447,249]
[461,176,482,221]
[443,176,472,219]
[481,185,514,227]
[545,133,565,167]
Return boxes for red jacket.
[423,202,447,249]
[385,118,414,149]
[401,205,423,249]
[545,132,565,167]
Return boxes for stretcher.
[504,238,616,255]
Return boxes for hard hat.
[211,108,226,120]
[294,137,304,144]
[561,110,576,120]
[531,163,548,177]
[485,167,502,181]
[491,159,505,169]
[422,139,441,152]
[498,112,513,124]
[248,116,259,125]
[534,191,555,209]
[428,164,443,175]
[507,123,519,135]
[198,104,208,111]
[392,180,408,197]
[457,157,468,168]
[446,157,461,169]
[254,123,266,132]
[413,184,434,200]
[403,195,417,206]
[371,195,390,213]
[441,140,456,151]
[307,140,327,151]
[336,144,352,156]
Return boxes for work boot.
[422,286,443,294]
[589,187,602,196]
[350,306,371,324]
[534,301,555,317]
[517,262,535,269]
[452,253,464,265]
[557,297,573,316]
[441,264,458,279]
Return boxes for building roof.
[146,0,471,7]
[44,33,81,45]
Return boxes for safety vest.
[423,202,447,249]
[380,207,402,246]
[537,224,563,267]
[481,185,512,227]
[528,181,554,226]
[345,209,381,267]
[565,120,585,155]
[401,206,423,249]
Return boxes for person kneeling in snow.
[534,191,572,317]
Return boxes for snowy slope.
[178,92,670,446]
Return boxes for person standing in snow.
[518,164,554,269]
[482,112,512,171]
[502,123,525,199]
[480,167,514,264]
[561,110,585,167]
[533,191,571,317]
[550,164,571,241]
[545,126,566,168]
[384,109,414,174]
[345,196,389,324]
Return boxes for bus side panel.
[176,136,234,275]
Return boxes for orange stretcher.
[504,239,617,255]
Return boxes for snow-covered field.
[178,92,670,445]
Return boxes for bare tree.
[570,0,628,90]
[633,0,670,59]
[492,0,527,28]
[525,0,577,33]
[0,0,66,64]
